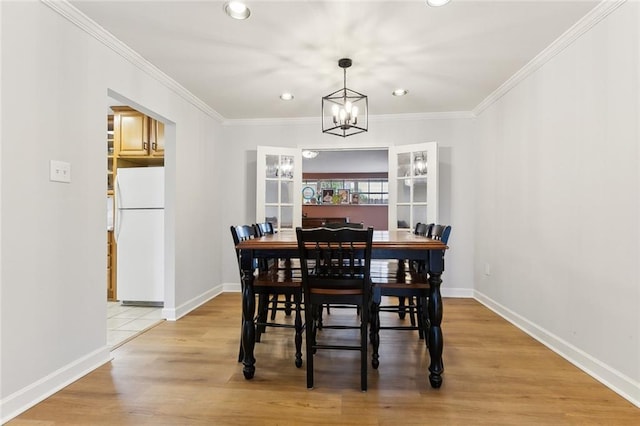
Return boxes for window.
[302,178,388,205]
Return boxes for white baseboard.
[223,282,241,292]
[162,284,223,321]
[442,287,473,298]
[0,346,112,424]
[474,290,640,408]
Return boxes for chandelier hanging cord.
[340,58,351,102]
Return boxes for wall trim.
[473,0,628,116]
[162,285,223,321]
[0,346,112,424]
[223,282,242,293]
[442,287,474,298]
[222,111,474,127]
[474,290,640,409]
[41,0,223,122]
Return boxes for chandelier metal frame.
[322,58,368,137]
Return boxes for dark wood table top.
[236,229,448,251]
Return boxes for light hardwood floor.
[9,294,639,425]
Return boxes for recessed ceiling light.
[280,93,294,101]
[392,89,408,97]
[426,0,451,7]
[224,1,250,20]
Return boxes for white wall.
[0,1,223,420]
[3,0,636,421]
[220,116,476,298]
[474,1,639,405]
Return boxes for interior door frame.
[388,142,439,230]
[256,146,303,230]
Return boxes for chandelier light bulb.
[345,101,352,113]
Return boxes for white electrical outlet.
[50,160,71,183]
[484,263,491,276]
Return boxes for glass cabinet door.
[388,142,438,230]
[256,146,302,231]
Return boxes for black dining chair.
[371,224,451,369]
[395,222,433,322]
[230,224,304,368]
[296,226,374,391]
[311,222,365,320]
[371,222,433,326]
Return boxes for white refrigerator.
[115,166,164,306]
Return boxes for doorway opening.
[301,149,389,230]
[105,92,170,347]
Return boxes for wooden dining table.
[235,228,448,388]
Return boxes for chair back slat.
[430,224,452,244]
[297,227,373,292]
[253,222,274,237]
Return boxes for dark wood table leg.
[240,249,256,379]
[427,270,443,388]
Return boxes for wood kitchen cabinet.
[107,230,116,301]
[112,106,164,158]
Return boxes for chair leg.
[285,293,293,316]
[370,299,380,369]
[398,296,407,319]
[270,294,278,320]
[294,292,303,368]
[305,303,317,388]
[418,296,429,347]
[256,294,269,342]
[360,301,368,392]
[318,304,324,329]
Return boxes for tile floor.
[107,302,164,348]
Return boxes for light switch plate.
[50,160,71,183]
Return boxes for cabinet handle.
[152,142,157,150]
[143,142,149,150]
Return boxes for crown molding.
[473,0,627,116]
[42,0,224,122]
[222,111,475,127]
[44,0,623,125]
[370,111,475,121]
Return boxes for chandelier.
[274,156,293,179]
[322,58,368,137]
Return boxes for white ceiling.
[71,0,600,120]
